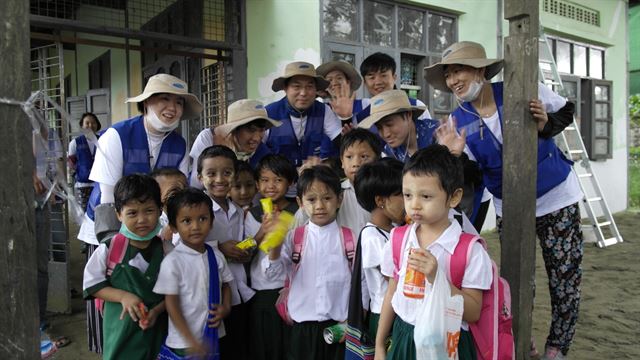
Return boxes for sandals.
[53,336,71,349]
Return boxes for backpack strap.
[340,226,355,270]
[449,232,483,289]
[391,225,411,282]
[105,233,128,277]
[284,225,307,289]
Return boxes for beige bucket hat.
[271,61,330,92]
[126,73,203,119]
[424,41,503,93]
[215,99,281,137]
[316,60,362,92]
[358,90,426,129]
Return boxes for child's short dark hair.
[150,168,187,180]
[234,160,255,181]
[114,174,162,212]
[255,154,298,184]
[297,165,342,198]
[403,144,463,197]
[354,158,404,212]
[197,145,238,174]
[360,52,396,77]
[340,128,382,158]
[166,187,214,228]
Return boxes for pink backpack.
[390,226,514,360]
[275,225,355,325]
[94,234,129,313]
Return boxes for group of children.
[83,122,495,360]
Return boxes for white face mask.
[456,78,484,102]
[146,109,180,133]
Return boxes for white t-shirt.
[153,242,234,347]
[463,83,583,217]
[188,128,214,189]
[336,179,371,237]
[380,221,492,329]
[207,197,255,305]
[83,240,161,294]
[262,220,351,322]
[360,224,390,314]
[89,126,189,190]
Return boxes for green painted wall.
[246,0,321,102]
[630,4,640,95]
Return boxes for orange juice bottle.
[403,249,425,299]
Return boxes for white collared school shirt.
[154,242,234,348]
[380,221,492,329]
[263,220,351,323]
[207,196,255,305]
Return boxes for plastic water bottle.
[40,330,57,358]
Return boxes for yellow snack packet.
[236,237,257,251]
[260,197,273,215]
[259,211,294,254]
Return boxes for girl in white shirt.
[244,154,299,360]
[265,165,353,360]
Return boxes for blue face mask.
[119,222,163,242]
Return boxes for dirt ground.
[47,211,640,359]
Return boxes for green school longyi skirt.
[386,317,477,360]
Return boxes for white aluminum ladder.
[538,31,623,248]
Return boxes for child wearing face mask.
[83,174,167,360]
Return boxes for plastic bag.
[414,267,464,360]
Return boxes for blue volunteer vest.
[74,135,96,183]
[265,97,337,166]
[86,116,186,220]
[452,82,572,199]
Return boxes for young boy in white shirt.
[151,168,187,251]
[154,188,232,357]
[264,165,354,360]
[375,145,493,360]
[197,145,253,360]
[336,128,381,236]
[352,158,406,340]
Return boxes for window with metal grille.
[321,0,458,118]
[543,0,600,26]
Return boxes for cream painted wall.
[246,0,322,104]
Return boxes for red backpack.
[94,234,129,313]
[391,225,514,360]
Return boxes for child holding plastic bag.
[374,145,493,360]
